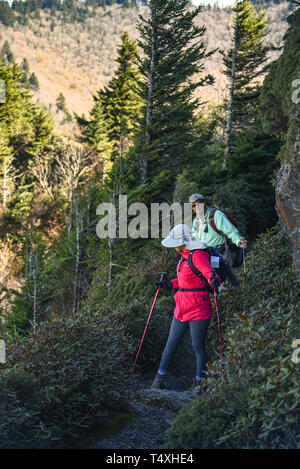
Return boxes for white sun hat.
[161,224,207,250]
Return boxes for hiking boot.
[192,379,206,397]
[151,373,166,390]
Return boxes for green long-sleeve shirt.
[192,207,242,247]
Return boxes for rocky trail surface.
[93,374,195,450]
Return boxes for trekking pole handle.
[159,272,167,283]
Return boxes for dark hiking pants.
[158,316,211,379]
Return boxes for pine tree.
[0,61,33,158]
[21,58,29,85]
[0,124,15,208]
[88,31,142,160]
[85,100,114,173]
[222,0,270,165]
[29,72,39,90]
[22,58,29,74]
[0,1,15,27]
[28,106,55,158]
[56,91,67,113]
[1,40,14,63]
[135,0,214,186]
[0,61,54,193]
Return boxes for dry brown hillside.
[0,2,290,129]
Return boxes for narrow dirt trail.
[93,374,195,449]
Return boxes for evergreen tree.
[29,72,39,90]
[56,92,67,113]
[0,60,33,158]
[222,0,270,165]
[84,31,141,170]
[85,100,113,170]
[0,124,15,208]
[1,40,14,63]
[28,106,55,158]
[86,31,142,162]
[134,0,214,186]
[21,58,29,85]
[21,57,29,73]
[0,1,15,27]
[0,61,54,184]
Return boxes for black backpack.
[186,248,239,293]
[198,207,244,268]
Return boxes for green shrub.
[0,384,48,449]
[107,296,174,372]
[0,309,136,446]
[166,382,248,449]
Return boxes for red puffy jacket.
[171,249,220,322]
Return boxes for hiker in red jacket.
[151,224,220,396]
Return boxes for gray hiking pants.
[158,316,211,379]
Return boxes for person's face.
[192,200,206,214]
[175,244,186,253]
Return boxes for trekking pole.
[211,271,224,360]
[241,236,247,273]
[130,273,166,376]
[213,289,224,360]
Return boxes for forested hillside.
[0,1,290,127]
[0,0,299,450]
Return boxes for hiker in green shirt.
[189,193,247,262]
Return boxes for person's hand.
[155,277,173,290]
[238,237,247,249]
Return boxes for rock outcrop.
[276,127,300,280]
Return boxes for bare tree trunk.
[68,179,74,237]
[72,195,80,315]
[32,253,38,333]
[107,238,113,291]
[87,184,91,229]
[223,16,238,169]
[141,3,156,185]
[107,192,116,292]
[27,225,38,333]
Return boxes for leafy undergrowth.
[166,224,300,449]
[1,224,298,449]
[0,243,182,448]
[0,310,136,448]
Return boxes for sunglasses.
[192,201,205,207]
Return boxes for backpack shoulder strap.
[188,250,208,284]
[209,208,223,236]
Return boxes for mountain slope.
[0,2,290,127]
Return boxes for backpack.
[208,208,243,269]
[186,248,239,293]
